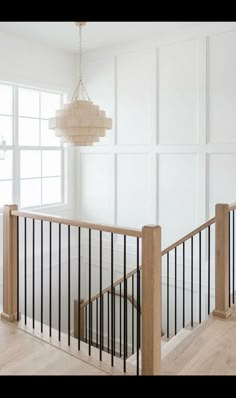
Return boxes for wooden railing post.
[74,299,85,340]
[212,204,232,319]
[142,225,161,375]
[1,204,18,322]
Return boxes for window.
[0,83,64,209]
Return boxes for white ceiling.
[0,22,234,53]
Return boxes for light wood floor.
[0,320,107,375]
[161,310,236,375]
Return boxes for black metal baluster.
[32,219,35,329]
[191,237,193,328]
[24,218,27,325]
[101,296,104,352]
[41,220,43,333]
[85,305,87,343]
[137,237,140,376]
[183,242,185,328]
[175,247,177,335]
[233,210,235,304]
[119,283,122,358]
[108,291,110,353]
[208,226,211,314]
[229,213,231,307]
[124,235,127,372]
[199,231,201,324]
[96,298,98,348]
[99,231,103,360]
[113,286,116,358]
[58,224,61,342]
[49,222,52,337]
[68,225,71,346]
[17,217,19,322]
[89,229,91,355]
[78,227,81,350]
[111,233,114,367]
[132,274,134,354]
[167,252,169,338]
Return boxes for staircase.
[0,202,235,375]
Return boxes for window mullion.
[13,85,20,206]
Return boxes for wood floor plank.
[0,320,107,375]
[161,315,236,375]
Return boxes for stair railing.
[1,205,161,376]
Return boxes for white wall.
[76,24,236,250]
[0,31,77,307]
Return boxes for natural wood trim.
[81,215,216,309]
[212,203,232,319]
[162,217,216,256]
[229,203,236,211]
[74,300,85,340]
[142,225,161,376]
[80,266,142,309]
[11,210,142,238]
[1,205,18,322]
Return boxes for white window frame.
[0,81,68,213]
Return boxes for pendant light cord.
[72,23,91,102]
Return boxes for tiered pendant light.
[48,22,112,146]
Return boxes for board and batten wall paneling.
[79,154,114,224]
[159,153,198,248]
[208,154,236,218]
[159,40,198,145]
[117,154,155,228]
[84,57,115,146]
[117,51,156,146]
[208,31,236,144]
[77,27,236,248]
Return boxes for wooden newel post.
[74,299,85,340]
[1,204,18,322]
[142,225,161,375]
[212,204,232,319]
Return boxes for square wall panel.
[79,154,114,224]
[117,51,156,145]
[84,57,114,146]
[159,40,198,145]
[159,154,197,247]
[208,154,236,217]
[208,31,236,143]
[117,154,154,229]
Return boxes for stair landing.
[161,311,236,375]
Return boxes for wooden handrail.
[229,203,236,211]
[80,290,139,312]
[11,210,142,238]
[161,217,216,256]
[80,266,142,309]
[81,217,217,308]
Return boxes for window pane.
[0,84,12,115]
[0,116,12,145]
[0,150,12,180]
[42,177,61,205]
[21,179,41,208]
[19,88,39,118]
[21,150,41,178]
[0,181,12,207]
[42,151,61,177]
[19,118,40,146]
[41,92,61,119]
[41,119,60,147]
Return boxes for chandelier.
[48,22,112,146]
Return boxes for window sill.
[0,203,74,217]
